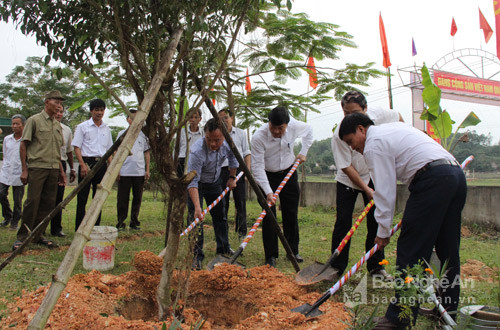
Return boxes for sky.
[1,0,499,143]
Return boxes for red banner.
[433,70,500,97]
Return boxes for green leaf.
[44,55,51,66]
[458,111,481,128]
[96,52,104,64]
[56,67,63,80]
[430,111,453,139]
[286,0,292,11]
[67,98,87,112]
[421,64,441,118]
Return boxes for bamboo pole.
[27,28,184,330]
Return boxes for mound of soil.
[462,259,499,283]
[1,251,349,329]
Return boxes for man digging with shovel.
[339,113,466,329]
[330,91,402,281]
[187,118,238,270]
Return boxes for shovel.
[295,200,374,285]
[207,160,301,270]
[292,220,402,318]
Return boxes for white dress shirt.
[179,126,204,158]
[251,117,313,195]
[221,126,251,167]
[332,106,400,189]
[0,134,23,186]
[60,123,74,162]
[117,129,150,176]
[72,119,113,157]
[363,122,456,238]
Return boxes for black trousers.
[51,160,67,234]
[176,158,185,177]
[117,176,145,228]
[220,167,247,236]
[75,157,107,231]
[262,166,300,260]
[187,177,231,261]
[0,183,24,228]
[385,164,466,326]
[331,181,384,274]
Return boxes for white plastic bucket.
[83,226,118,271]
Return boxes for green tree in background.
[0,56,133,128]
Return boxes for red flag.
[211,88,216,105]
[379,13,391,68]
[245,68,251,95]
[495,0,500,60]
[307,56,318,89]
[479,8,493,43]
[451,17,458,36]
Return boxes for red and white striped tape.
[180,171,244,237]
[240,159,302,249]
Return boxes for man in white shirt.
[50,105,76,237]
[116,109,150,230]
[72,99,113,231]
[177,109,203,177]
[339,113,466,329]
[218,109,251,239]
[331,91,402,280]
[251,106,313,267]
[0,114,26,230]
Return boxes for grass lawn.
[0,186,498,328]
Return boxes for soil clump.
[1,251,349,329]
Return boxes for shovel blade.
[291,303,324,318]
[295,262,339,286]
[206,255,246,270]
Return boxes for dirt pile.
[462,259,499,283]
[1,251,349,329]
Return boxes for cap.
[45,90,66,101]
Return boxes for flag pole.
[387,67,393,109]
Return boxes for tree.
[0,56,134,127]
[212,8,384,130]
[1,0,388,326]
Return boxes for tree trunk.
[27,28,183,330]
[156,174,194,320]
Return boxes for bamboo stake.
[27,28,184,330]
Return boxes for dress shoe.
[370,268,394,281]
[265,257,276,268]
[192,259,202,271]
[116,223,126,231]
[0,219,10,227]
[372,316,401,329]
[51,231,66,237]
[294,254,304,263]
